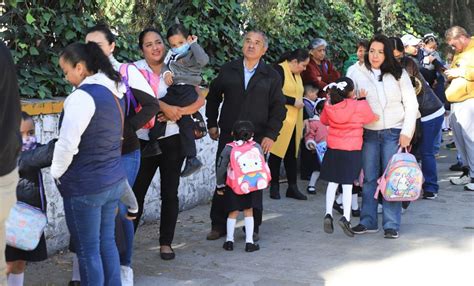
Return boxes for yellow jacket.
[270,61,304,158]
[446,37,474,103]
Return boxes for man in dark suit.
[0,41,22,284]
[205,30,286,240]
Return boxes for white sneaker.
[450,175,471,185]
[120,266,134,286]
[377,203,383,214]
[464,182,474,192]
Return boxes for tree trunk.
[459,0,474,33]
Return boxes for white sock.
[72,254,81,281]
[309,171,320,187]
[7,273,24,286]
[351,193,359,210]
[226,218,236,242]
[335,193,343,205]
[325,182,339,216]
[342,184,353,221]
[244,216,254,243]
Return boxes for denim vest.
[58,84,125,197]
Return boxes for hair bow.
[323,81,347,92]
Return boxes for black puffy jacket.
[17,140,55,209]
[402,56,443,117]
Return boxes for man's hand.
[208,127,219,140]
[444,68,464,79]
[261,137,275,154]
[399,134,412,148]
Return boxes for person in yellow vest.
[269,49,310,200]
[444,26,474,191]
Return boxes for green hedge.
[1,0,436,99]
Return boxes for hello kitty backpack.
[226,140,271,195]
[374,148,423,202]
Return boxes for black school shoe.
[450,162,464,172]
[269,183,281,199]
[323,214,334,234]
[141,141,162,158]
[333,202,343,215]
[245,243,260,252]
[180,157,203,177]
[223,241,234,251]
[68,281,80,286]
[160,246,175,260]
[351,209,360,217]
[338,217,355,237]
[307,186,317,194]
[286,184,308,200]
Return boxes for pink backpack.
[226,140,271,195]
[119,63,159,129]
[375,148,423,202]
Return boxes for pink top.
[320,99,376,151]
[304,117,328,146]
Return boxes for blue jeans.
[420,115,444,193]
[63,178,126,286]
[119,149,141,266]
[433,128,441,155]
[360,129,402,231]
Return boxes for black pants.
[268,128,297,185]
[209,132,262,234]
[132,135,185,245]
[149,85,198,157]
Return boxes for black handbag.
[191,111,207,139]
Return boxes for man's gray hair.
[308,38,328,50]
[243,30,269,49]
[445,26,470,41]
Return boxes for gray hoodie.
[165,42,209,86]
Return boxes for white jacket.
[348,64,418,137]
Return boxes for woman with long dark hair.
[348,34,418,239]
[268,48,309,200]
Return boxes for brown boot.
[206,229,225,240]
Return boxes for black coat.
[206,58,286,141]
[0,42,22,176]
[17,141,55,210]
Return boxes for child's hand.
[372,114,380,123]
[164,72,174,85]
[188,35,198,44]
[216,187,225,196]
[358,88,368,99]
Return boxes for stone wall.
[28,105,217,254]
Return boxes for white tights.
[325,182,353,221]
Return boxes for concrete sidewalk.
[27,143,474,286]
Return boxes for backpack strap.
[119,63,138,116]
[38,172,46,213]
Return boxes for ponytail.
[323,77,355,105]
[84,42,121,83]
[328,88,345,105]
[60,42,121,84]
